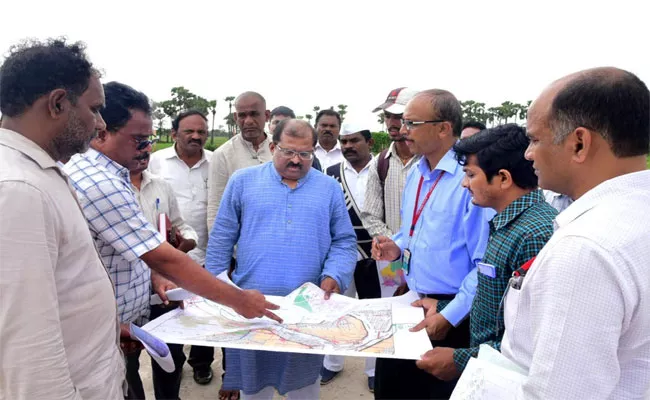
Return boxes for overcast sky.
[1,0,648,131]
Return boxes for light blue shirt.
[393,149,493,326]
[206,162,357,394]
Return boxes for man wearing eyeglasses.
[206,119,357,400]
[371,90,493,399]
[65,82,282,399]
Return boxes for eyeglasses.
[133,136,158,150]
[275,145,314,160]
[402,119,445,131]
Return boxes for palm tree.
[224,96,235,136]
[337,104,348,122]
[305,114,313,125]
[207,100,217,144]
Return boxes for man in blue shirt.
[372,89,493,399]
[206,119,357,399]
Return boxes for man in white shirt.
[323,123,379,391]
[130,149,198,399]
[207,91,273,231]
[502,67,650,399]
[542,189,573,213]
[148,110,217,386]
[314,109,344,170]
[0,38,124,399]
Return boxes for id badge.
[402,248,412,275]
[477,262,497,278]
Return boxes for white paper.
[450,344,527,400]
[142,283,431,360]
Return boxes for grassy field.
[153,137,229,152]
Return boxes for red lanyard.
[409,171,445,237]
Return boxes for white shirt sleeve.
[520,236,628,399]
[0,182,82,400]
[206,149,229,233]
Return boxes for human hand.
[174,230,196,253]
[411,297,439,318]
[415,347,461,381]
[371,236,401,261]
[151,271,177,306]
[410,312,453,340]
[320,277,340,300]
[233,289,283,323]
[119,323,143,355]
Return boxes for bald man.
[501,67,650,399]
[207,91,272,230]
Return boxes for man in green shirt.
[412,123,557,381]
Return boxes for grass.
[647,156,650,169]
[153,136,229,152]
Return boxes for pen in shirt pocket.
[155,198,160,211]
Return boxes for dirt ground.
[139,347,371,399]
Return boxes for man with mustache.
[207,91,273,231]
[148,110,218,389]
[361,88,420,298]
[268,106,323,172]
[322,123,380,391]
[501,67,650,399]
[413,124,556,382]
[129,147,198,399]
[64,82,281,399]
[0,38,125,400]
[371,89,493,399]
[207,119,357,399]
[314,109,344,170]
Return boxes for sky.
[1,0,648,131]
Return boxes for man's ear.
[264,110,271,122]
[570,127,593,164]
[47,89,68,119]
[269,141,276,154]
[498,169,514,190]
[368,138,375,148]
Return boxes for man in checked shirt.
[412,123,557,381]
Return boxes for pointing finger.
[264,310,283,323]
[264,300,280,310]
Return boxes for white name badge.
[477,262,497,278]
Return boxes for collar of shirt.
[490,189,545,231]
[0,128,58,171]
[316,141,342,153]
[139,170,154,190]
[268,162,313,188]
[241,133,271,150]
[160,143,210,167]
[343,155,373,176]
[85,148,130,183]
[416,147,460,180]
[553,170,650,231]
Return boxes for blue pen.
[155,198,160,211]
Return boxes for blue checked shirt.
[453,190,557,371]
[65,149,164,324]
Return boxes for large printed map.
[143,277,432,360]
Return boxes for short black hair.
[172,109,207,131]
[453,123,537,189]
[101,81,152,132]
[270,106,295,119]
[315,109,341,127]
[0,38,97,117]
[419,89,463,137]
[462,120,487,131]
[273,119,318,146]
[550,68,649,157]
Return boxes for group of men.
[1,37,649,400]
